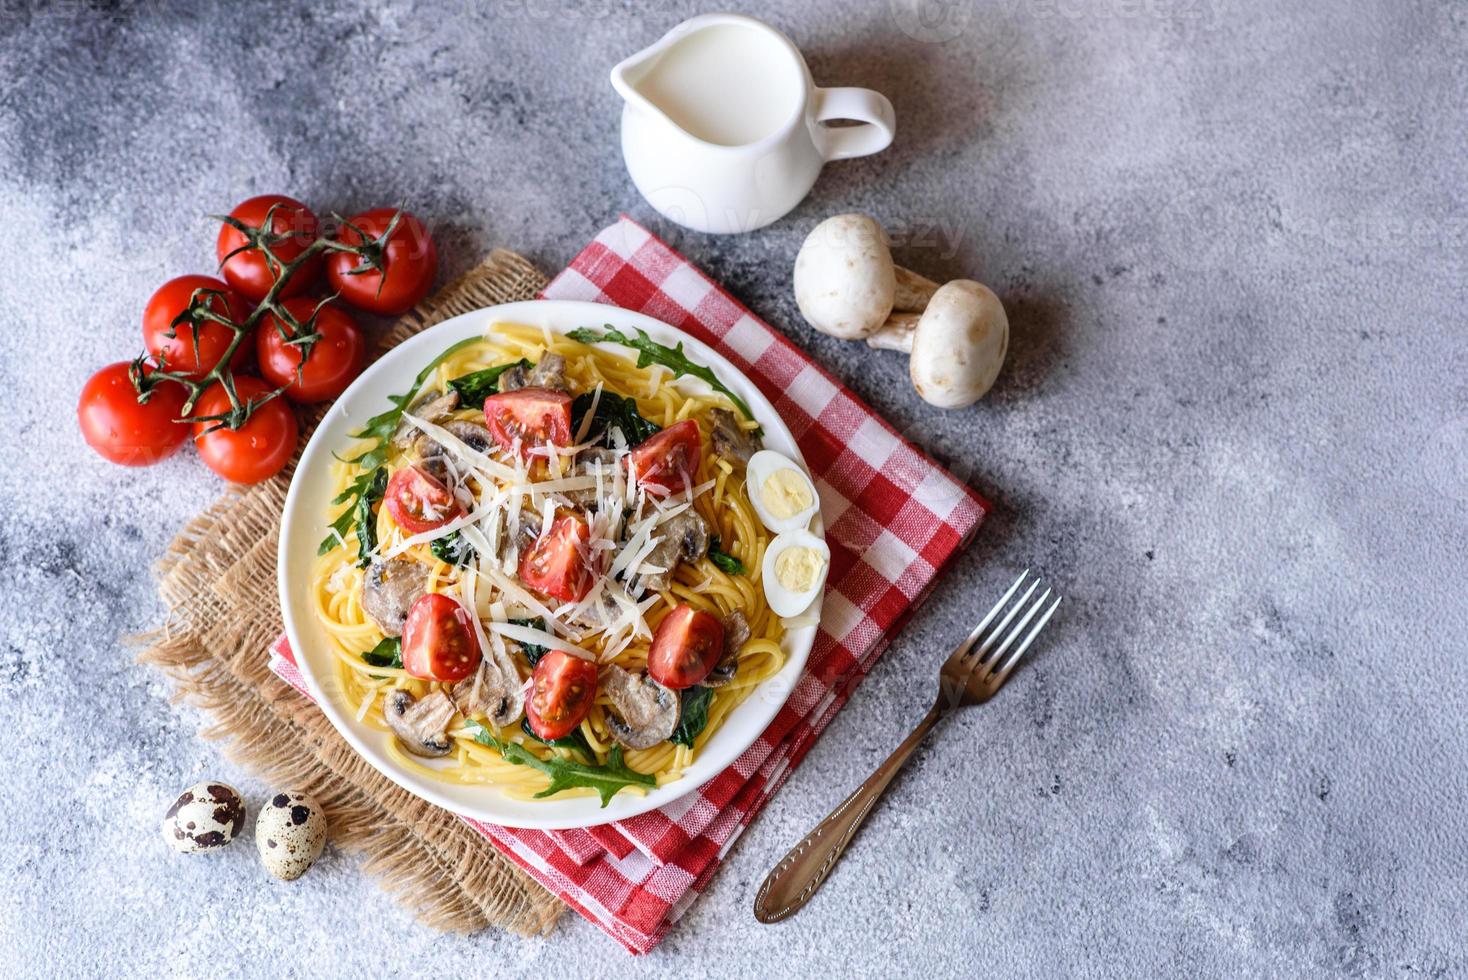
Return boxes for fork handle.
[753,703,944,923]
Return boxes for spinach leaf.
[345,467,388,566]
[464,723,656,807]
[568,325,761,429]
[670,686,713,748]
[520,717,594,760]
[571,389,661,447]
[361,636,402,669]
[318,336,480,555]
[707,535,746,576]
[430,531,476,567]
[447,358,532,408]
[508,617,549,665]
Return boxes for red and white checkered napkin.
[268,217,989,953]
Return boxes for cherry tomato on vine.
[326,208,438,315]
[384,465,462,535]
[142,275,250,380]
[256,297,366,403]
[216,194,322,301]
[648,605,726,690]
[402,592,482,682]
[77,361,190,466]
[525,651,598,742]
[190,375,298,484]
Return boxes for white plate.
[277,300,821,830]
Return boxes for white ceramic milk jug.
[611,13,896,235]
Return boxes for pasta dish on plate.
[311,322,829,805]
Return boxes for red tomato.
[215,194,322,301]
[402,592,482,682]
[326,208,438,315]
[525,651,598,741]
[256,297,365,403]
[190,375,298,484]
[648,604,725,690]
[77,362,190,466]
[628,419,701,494]
[384,465,462,534]
[518,513,591,602]
[482,388,573,459]
[142,275,249,380]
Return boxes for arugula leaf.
[707,535,746,576]
[463,722,656,807]
[571,389,660,447]
[508,617,549,665]
[430,531,476,567]
[567,325,760,428]
[670,686,712,748]
[319,336,481,555]
[361,636,402,669]
[520,717,594,760]
[447,358,532,408]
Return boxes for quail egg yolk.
[774,545,825,593]
[760,468,813,521]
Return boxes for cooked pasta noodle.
[311,323,783,801]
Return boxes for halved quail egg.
[746,450,819,534]
[761,528,830,618]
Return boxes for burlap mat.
[136,250,564,936]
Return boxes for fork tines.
[959,570,1062,688]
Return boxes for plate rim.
[276,299,821,830]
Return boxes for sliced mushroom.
[496,363,531,392]
[639,510,711,592]
[383,689,456,758]
[361,559,430,638]
[704,609,750,688]
[443,419,495,455]
[451,645,525,727]
[391,388,460,448]
[528,353,570,392]
[601,666,679,750]
[708,408,760,463]
[413,433,451,485]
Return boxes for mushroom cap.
[792,213,897,340]
[601,666,678,750]
[908,280,1009,409]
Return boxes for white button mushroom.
[792,213,1008,409]
[867,280,1009,408]
[792,213,939,340]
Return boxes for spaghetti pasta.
[311,323,784,803]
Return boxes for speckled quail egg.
[255,790,328,881]
[161,781,246,854]
[761,528,831,618]
[746,450,820,534]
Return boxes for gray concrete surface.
[2,0,1465,976]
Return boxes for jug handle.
[812,88,896,161]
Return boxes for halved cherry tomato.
[256,297,365,403]
[326,208,438,315]
[402,592,482,682]
[628,418,701,494]
[482,387,573,459]
[525,650,598,741]
[78,361,190,466]
[518,512,591,602]
[215,194,322,301]
[648,604,725,690]
[384,465,461,534]
[142,275,249,380]
[191,375,298,484]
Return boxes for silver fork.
[753,570,1062,923]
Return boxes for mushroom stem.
[866,312,919,353]
[892,266,940,313]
